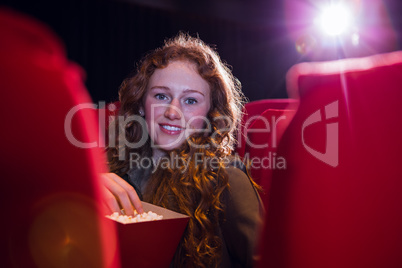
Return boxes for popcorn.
[106,210,163,224]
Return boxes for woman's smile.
[159,123,185,135]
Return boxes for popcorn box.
[109,201,189,268]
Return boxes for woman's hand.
[100,173,144,216]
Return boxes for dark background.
[2,0,402,103]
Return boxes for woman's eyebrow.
[149,86,170,91]
[183,89,205,97]
[150,87,205,97]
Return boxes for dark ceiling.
[2,0,401,103]
[120,0,280,25]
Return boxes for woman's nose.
[164,100,182,120]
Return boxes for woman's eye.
[185,98,198,105]
[155,94,167,100]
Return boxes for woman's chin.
[153,142,185,152]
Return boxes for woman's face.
[143,60,211,152]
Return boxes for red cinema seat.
[0,9,119,268]
[243,108,296,209]
[237,99,298,211]
[257,50,402,268]
[237,99,298,158]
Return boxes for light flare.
[317,3,353,36]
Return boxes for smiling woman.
[101,33,264,267]
[143,60,211,152]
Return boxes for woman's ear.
[139,107,145,116]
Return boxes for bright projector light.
[318,4,352,36]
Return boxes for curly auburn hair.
[107,33,246,267]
